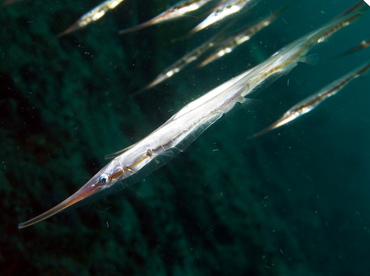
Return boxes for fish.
[56,0,126,37]
[18,3,364,229]
[187,0,259,35]
[136,29,226,93]
[335,38,370,58]
[118,0,212,35]
[331,0,368,21]
[252,61,370,138]
[228,11,364,101]
[197,2,289,68]
[17,69,252,229]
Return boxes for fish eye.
[99,174,110,185]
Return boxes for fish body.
[56,0,125,37]
[252,12,361,83]
[17,68,249,229]
[336,38,370,58]
[253,61,370,138]
[139,30,225,92]
[119,0,212,34]
[188,0,258,35]
[198,4,286,67]
[331,0,368,20]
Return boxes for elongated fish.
[137,29,226,93]
[119,0,212,34]
[252,61,370,138]
[18,4,364,229]
[198,3,288,67]
[335,38,370,58]
[56,0,125,37]
[331,0,368,21]
[187,0,258,35]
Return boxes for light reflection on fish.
[187,0,259,35]
[17,2,363,229]
[119,0,212,34]
[56,0,126,37]
[252,61,370,138]
[198,3,288,68]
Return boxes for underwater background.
[1,0,370,275]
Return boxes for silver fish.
[137,29,226,93]
[198,3,289,67]
[119,0,212,34]
[56,0,125,37]
[188,0,259,35]
[253,61,370,138]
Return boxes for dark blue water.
[1,0,370,275]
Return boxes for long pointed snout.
[18,177,103,229]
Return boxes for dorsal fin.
[104,142,138,160]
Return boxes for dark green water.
[1,0,370,275]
